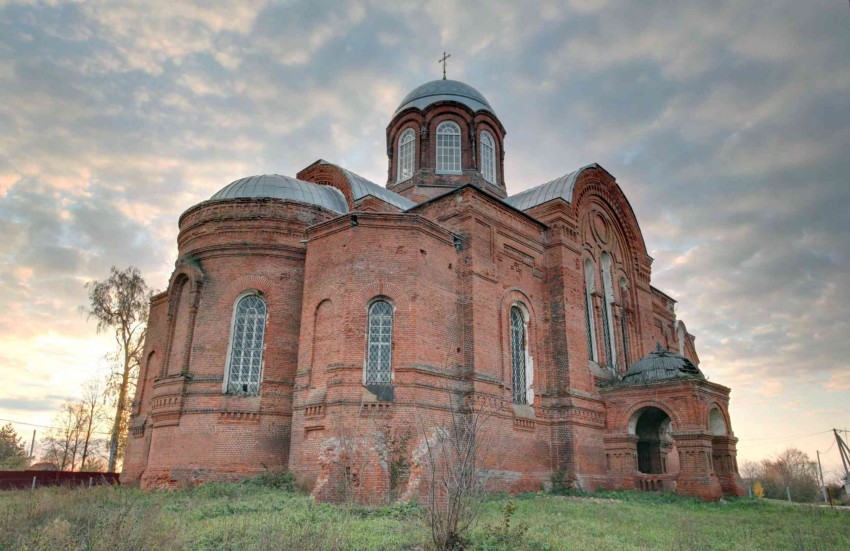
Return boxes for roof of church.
[504,163,600,211]
[395,79,494,115]
[620,343,705,385]
[211,174,349,214]
[316,160,416,210]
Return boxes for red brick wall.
[124,165,742,500]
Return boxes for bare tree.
[78,377,107,471]
[42,401,85,471]
[82,266,151,472]
[411,390,505,551]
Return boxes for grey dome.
[621,344,705,385]
[211,174,349,214]
[395,79,494,115]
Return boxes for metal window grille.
[480,131,495,183]
[510,306,527,404]
[397,129,415,182]
[365,300,393,385]
[436,122,461,174]
[226,295,266,395]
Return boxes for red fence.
[0,470,120,490]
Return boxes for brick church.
[123,77,745,500]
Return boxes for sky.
[1,0,848,479]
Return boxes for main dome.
[210,174,348,214]
[394,79,494,115]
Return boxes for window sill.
[435,170,462,175]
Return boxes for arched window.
[225,293,267,395]
[600,252,617,369]
[510,305,529,404]
[436,121,461,174]
[397,128,416,183]
[365,299,393,385]
[619,277,630,369]
[480,130,496,184]
[584,259,599,363]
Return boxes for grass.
[1,483,848,550]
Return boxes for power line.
[0,417,112,436]
[738,429,832,443]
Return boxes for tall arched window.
[584,259,599,363]
[510,305,529,404]
[365,299,393,385]
[480,130,496,184]
[436,121,461,174]
[600,252,617,369]
[397,128,415,183]
[225,293,267,395]
[620,277,630,369]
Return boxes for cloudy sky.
[1,0,848,476]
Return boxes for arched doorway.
[632,407,674,475]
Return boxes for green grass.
[1,483,847,550]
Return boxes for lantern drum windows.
[480,130,496,184]
[436,121,462,174]
[397,128,416,183]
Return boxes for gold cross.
[438,52,451,80]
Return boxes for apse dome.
[210,174,348,214]
[394,79,494,115]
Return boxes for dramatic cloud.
[1,0,847,471]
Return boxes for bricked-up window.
[397,128,416,183]
[480,130,496,184]
[510,305,528,404]
[225,293,267,395]
[584,259,599,363]
[365,300,393,385]
[436,121,461,174]
[600,252,617,369]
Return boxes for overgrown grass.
[1,483,847,550]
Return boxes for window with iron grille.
[226,294,266,395]
[480,130,496,183]
[365,300,393,385]
[436,121,461,174]
[510,306,527,404]
[584,259,599,362]
[397,128,415,182]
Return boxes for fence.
[0,470,120,490]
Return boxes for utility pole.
[834,428,850,494]
[28,430,35,465]
[816,450,832,508]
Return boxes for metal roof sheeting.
[317,160,416,210]
[210,174,349,214]
[504,163,599,211]
[395,79,494,115]
[620,344,705,385]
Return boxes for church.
[122,75,745,501]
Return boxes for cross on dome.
[438,51,451,80]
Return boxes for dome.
[210,174,349,214]
[394,79,494,115]
[620,343,705,385]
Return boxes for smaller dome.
[395,79,494,115]
[211,174,348,214]
[621,343,704,385]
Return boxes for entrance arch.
[631,407,677,475]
